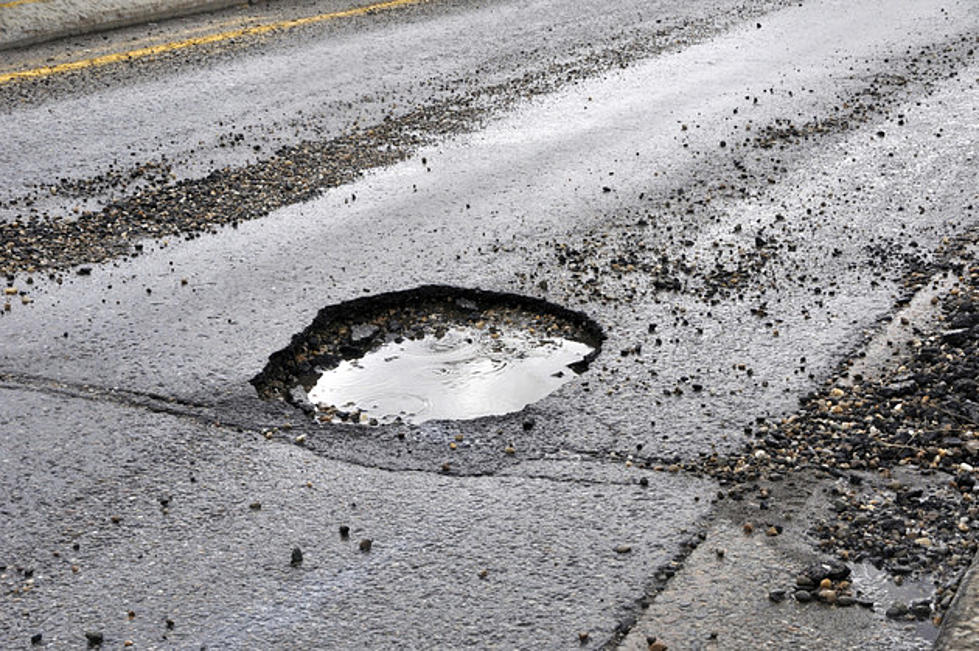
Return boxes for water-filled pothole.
[252,285,604,425]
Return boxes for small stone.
[794,590,814,603]
[479,569,488,579]
[127,610,135,620]
[31,633,42,645]
[837,596,856,607]
[648,641,668,651]
[614,544,633,554]
[743,522,753,535]
[124,641,134,647]
[768,590,786,603]
[885,602,908,619]
[85,631,103,647]
[817,589,837,604]
[715,548,725,559]
[819,578,832,589]
[578,631,589,643]
[339,525,350,539]
[805,559,850,582]
[766,526,779,537]
[359,538,373,552]
[290,547,303,566]
[504,446,516,455]
[249,502,262,510]
[165,619,175,630]
[796,575,815,589]
[910,600,932,618]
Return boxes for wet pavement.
[1,0,978,647]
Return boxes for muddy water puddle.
[308,326,594,425]
[252,286,605,425]
[851,562,938,642]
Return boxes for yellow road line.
[0,0,425,84]
[0,0,47,8]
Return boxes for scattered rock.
[885,602,908,619]
[804,560,850,583]
[910,600,932,618]
[290,547,303,567]
[817,589,837,604]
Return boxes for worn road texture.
[1,0,978,648]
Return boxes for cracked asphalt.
[1,0,978,648]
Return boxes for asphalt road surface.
[1,0,978,648]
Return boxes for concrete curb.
[936,551,979,649]
[0,0,249,51]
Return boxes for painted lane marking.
[0,0,48,9]
[0,0,426,84]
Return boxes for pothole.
[252,285,604,425]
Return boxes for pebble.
[910,600,932,618]
[817,589,837,604]
[885,602,908,619]
[804,560,850,583]
[359,538,373,552]
[290,547,303,567]
[768,589,786,603]
[614,544,632,554]
[794,590,814,603]
[339,525,350,539]
[85,631,103,647]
